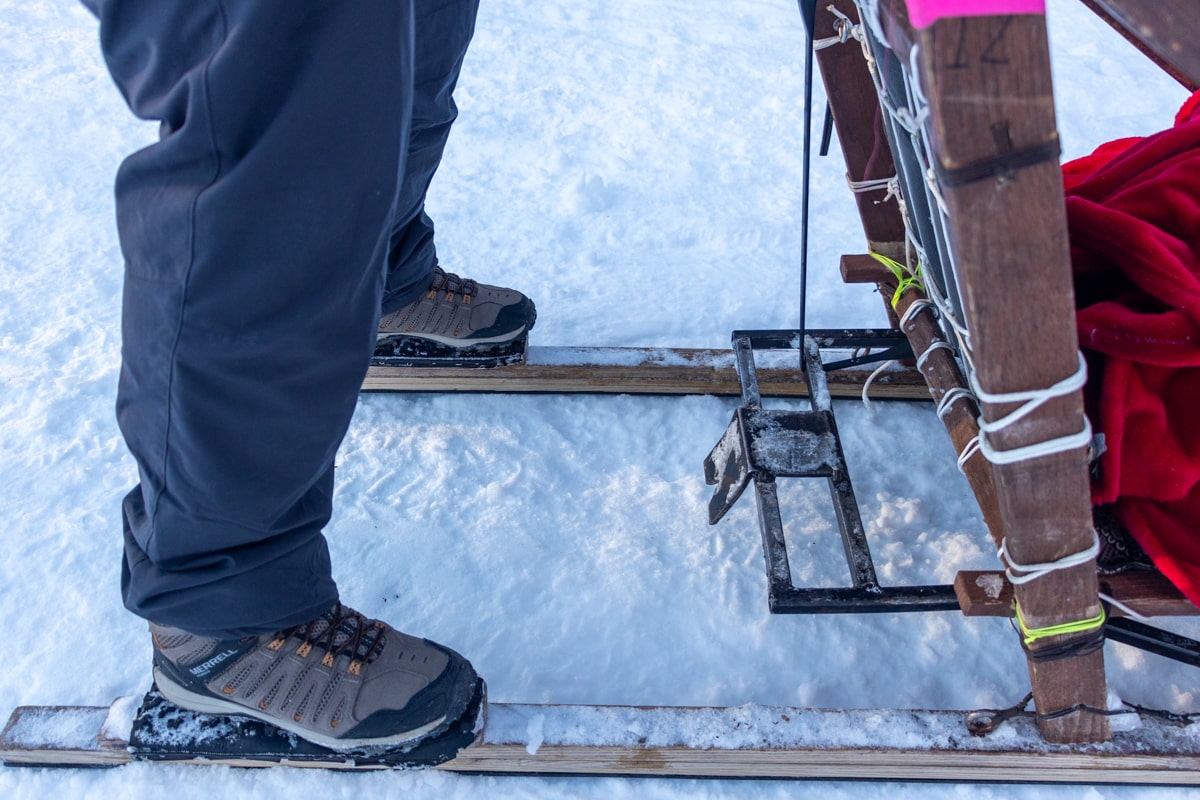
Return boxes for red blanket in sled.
[1063,90,1200,605]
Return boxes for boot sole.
[372,329,530,368]
[152,665,470,752]
[378,324,528,348]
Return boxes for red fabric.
[1064,90,1200,604]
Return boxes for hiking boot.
[150,602,480,752]
[378,266,536,348]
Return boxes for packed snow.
[1,0,1198,797]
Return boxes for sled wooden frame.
[353,0,1200,755]
[5,700,1200,784]
[810,0,1200,747]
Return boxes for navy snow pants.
[86,0,480,637]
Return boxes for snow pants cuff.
[120,487,340,639]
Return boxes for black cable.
[797,0,818,356]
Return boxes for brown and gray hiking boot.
[150,603,480,752]
[378,267,536,349]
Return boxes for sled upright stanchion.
[705,331,959,614]
[875,6,1109,743]
[799,0,1195,744]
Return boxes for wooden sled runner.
[363,340,930,399]
[5,695,1200,784]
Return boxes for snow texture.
[1,0,1198,797]
[3,708,107,751]
[98,696,138,745]
[482,702,1200,755]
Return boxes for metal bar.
[732,334,762,407]
[1106,619,1200,669]
[820,342,914,372]
[801,337,833,413]
[797,0,818,341]
[770,585,960,614]
[753,478,797,609]
[802,337,881,590]
[827,459,880,591]
[732,330,804,350]
[732,328,910,351]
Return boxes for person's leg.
[381,0,481,312]
[92,1,483,753]
[372,0,535,363]
[93,0,412,638]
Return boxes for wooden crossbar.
[956,570,1200,619]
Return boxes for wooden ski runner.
[3,698,1200,783]
[363,345,930,399]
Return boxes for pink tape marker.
[906,0,1046,28]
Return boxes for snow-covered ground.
[1,0,1197,797]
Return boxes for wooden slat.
[362,346,930,399]
[448,743,1200,782]
[815,1,908,255]
[816,1,908,327]
[912,11,1108,743]
[840,253,896,285]
[956,570,1200,618]
[1078,0,1200,91]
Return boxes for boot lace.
[283,602,387,667]
[430,266,478,299]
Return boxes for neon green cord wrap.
[1014,600,1106,647]
[869,252,924,310]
